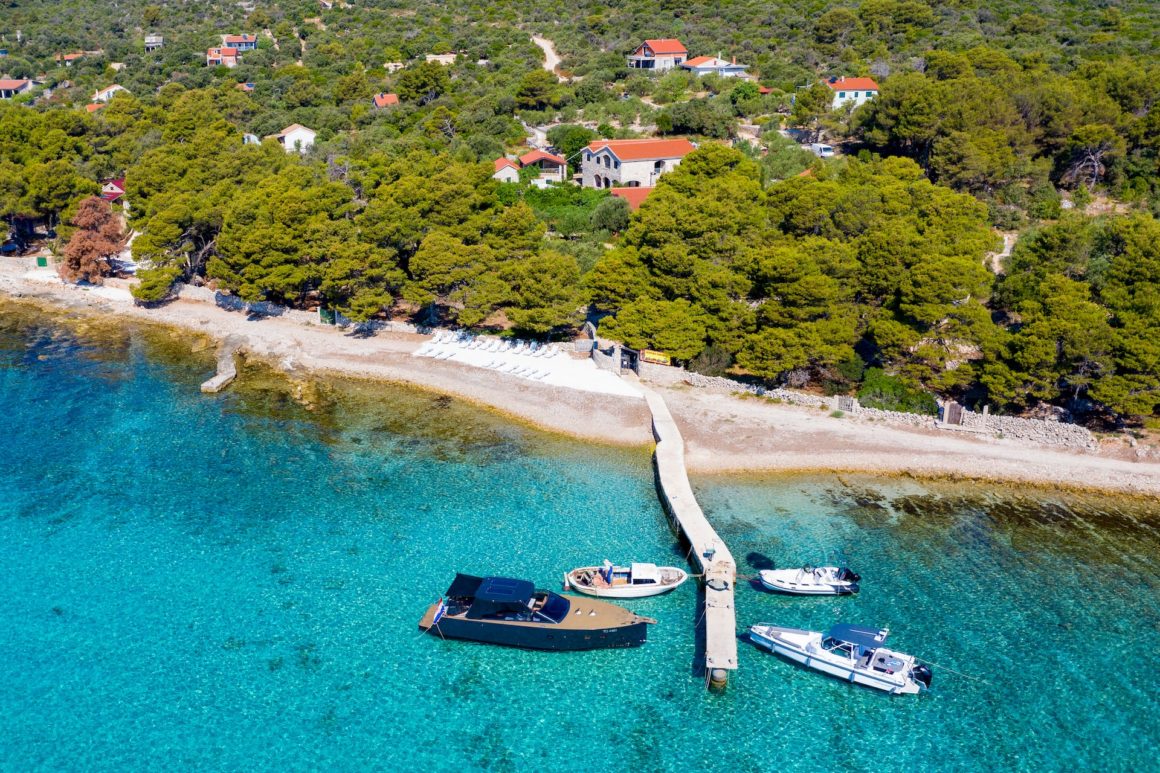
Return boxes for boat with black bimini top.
[564,561,689,599]
[419,574,655,650]
[749,622,932,695]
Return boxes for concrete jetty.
[639,384,738,689]
[200,336,242,393]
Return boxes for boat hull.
[565,567,689,599]
[419,599,649,651]
[758,568,858,595]
[750,625,921,695]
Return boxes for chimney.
[732,56,736,64]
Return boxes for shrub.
[857,368,938,415]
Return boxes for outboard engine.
[838,568,861,583]
[911,663,933,689]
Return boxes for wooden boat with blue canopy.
[419,574,654,650]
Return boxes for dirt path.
[988,231,1016,274]
[531,36,567,82]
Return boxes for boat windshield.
[537,592,571,623]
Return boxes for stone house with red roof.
[627,39,688,72]
[581,138,696,188]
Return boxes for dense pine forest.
[1,0,1158,425]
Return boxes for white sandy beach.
[3,262,1159,496]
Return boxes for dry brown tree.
[58,196,124,284]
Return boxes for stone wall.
[591,343,621,374]
[629,359,1097,450]
[957,409,1096,449]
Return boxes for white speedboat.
[564,561,689,599]
[749,623,932,695]
[759,564,860,595]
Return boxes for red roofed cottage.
[372,92,399,109]
[627,39,688,72]
[826,76,879,110]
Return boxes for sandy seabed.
[3,264,1159,497]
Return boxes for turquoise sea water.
[1,306,1158,772]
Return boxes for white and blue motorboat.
[758,564,860,595]
[749,622,932,695]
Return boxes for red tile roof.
[826,76,879,92]
[224,34,256,44]
[587,138,696,162]
[610,187,654,211]
[85,103,105,113]
[0,79,30,90]
[758,86,773,95]
[518,149,565,166]
[373,92,399,108]
[643,39,687,55]
[682,55,717,67]
[494,158,519,172]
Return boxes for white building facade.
[826,76,879,110]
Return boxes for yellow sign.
[640,349,671,366]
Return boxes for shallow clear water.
[1,306,1158,771]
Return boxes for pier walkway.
[639,384,738,688]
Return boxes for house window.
[585,151,591,160]
[614,160,620,169]
[839,91,846,98]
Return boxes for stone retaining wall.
[632,360,1097,450]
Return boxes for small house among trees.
[266,124,316,153]
[0,79,32,99]
[680,55,748,78]
[207,47,239,67]
[92,84,128,103]
[222,34,258,51]
[826,76,879,110]
[627,39,688,71]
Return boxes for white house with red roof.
[581,138,696,188]
[222,34,258,52]
[492,158,520,184]
[207,47,240,67]
[680,55,748,78]
[627,39,688,72]
[826,76,879,110]
[0,78,33,99]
